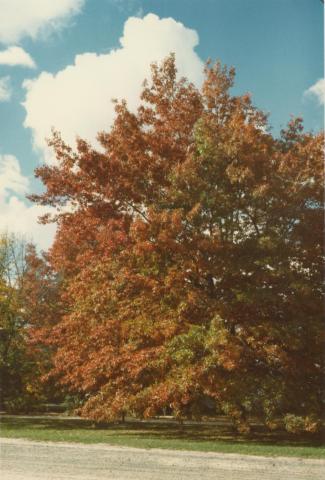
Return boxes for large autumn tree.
[30,56,324,432]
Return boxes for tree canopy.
[29,55,324,433]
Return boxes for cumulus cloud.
[0,154,56,250]
[304,78,325,106]
[0,197,56,250]
[0,0,85,44]
[0,154,29,197]
[22,13,204,162]
[0,76,11,101]
[0,46,36,68]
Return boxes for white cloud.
[0,196,56,250]
[0,46,36,68]
[304,78,325,106]
[0,154,56,250]
[0,154,29,197]
[0,0,85,44]
[22,13,204,163]
[0,76,11,101]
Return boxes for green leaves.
[167,325,206,365]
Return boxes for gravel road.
[1,438,324,480]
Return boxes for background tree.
[30,56,324,432]
[0,233,37,411]
[0,233,64,411]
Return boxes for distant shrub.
[284,414,322,434]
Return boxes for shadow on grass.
[1,415,323,448]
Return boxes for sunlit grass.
[0,415,324,458]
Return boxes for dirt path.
[1,438,324,480]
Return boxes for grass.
[0,415,324,459]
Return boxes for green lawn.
[0,415,324,459]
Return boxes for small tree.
[0,233,35,410]
[0,234,64,411]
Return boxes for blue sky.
[0,0,323,248]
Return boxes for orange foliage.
[29,56,324,431]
